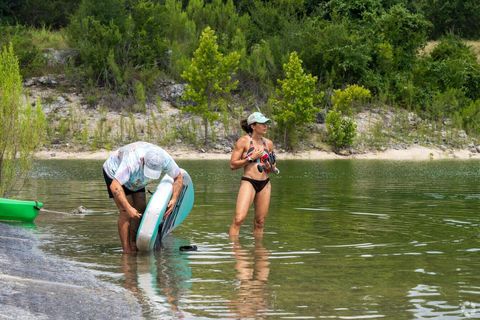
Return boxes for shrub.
[0,43,46,196]
[325,109,357,149]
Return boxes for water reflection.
[229,237,271,319]
[119,238,193,319]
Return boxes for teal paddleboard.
[136,169,194,251]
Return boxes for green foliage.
[325,0,382,20]
[133,81,146,113]
[331,84,371,116]
[429,36,480,101]
[0,0,80,28]
[413,35,480,123]
[28,26,68,50]
[325,84,370,150]
[246,0,304,45]
[325,109,357,149]
[458,99,480,135]
[270,52,320,150]
[417,0,480,39]
[374,4,431,69]
[0,25,46,77]
[3,0,480,146]
[294,17,372,88]
[161,0,197,78]
[181,27,240,146]
[91,107,112,149]
[429,88,468,122]
[240,40,278,95]
[67,0,172,92]
[0,43,46,196]
[186,0,250,51]
[127,113,138,142]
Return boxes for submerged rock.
[71,205,89,215]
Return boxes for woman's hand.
[251,148,263,160]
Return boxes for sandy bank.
[35,146,480,161]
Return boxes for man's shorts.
[103,169,145,198]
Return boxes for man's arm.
[165,173,183,217]
[110,179,142,219]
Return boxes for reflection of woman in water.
[229,237,271,318]
[230,112,278,237]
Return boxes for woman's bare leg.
[253,182,271,237]
[230,180,256,237]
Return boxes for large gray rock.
[43,48,78,66]
[0,223,142,320]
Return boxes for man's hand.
[164,172,183,218]
[127,206,142,219]
[111,179,142,219]
[164,198,177,218]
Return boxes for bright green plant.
[185,0,250,51]
[326,84,370,149]
[0,43,46,196]
[331,84,371,116]
[0,25,46,77]
[128,113,138,142]
[181,27,240,146]
[375,4,431,69]
[133,81,147,113]
[458,99,480,135]
[417,0,480,39]
[80,124,89,146]
[270,51,319,150]
[91,107,111,149]
[325,109,357,149]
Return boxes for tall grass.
[28,26,68,50]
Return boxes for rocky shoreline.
[25,74,480,162]
[35,145,480,161]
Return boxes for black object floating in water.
[179,245,197,252]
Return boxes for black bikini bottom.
[241,177,270,193]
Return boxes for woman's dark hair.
[240,119,253,133]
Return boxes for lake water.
[13,159,480,319]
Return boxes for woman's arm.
[230,137,251,170]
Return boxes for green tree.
[68,0,174,92]
[0,0,79,28]
[417,0,480,39]
[270,51,319,150]
[0,43,46,196]
[181,27,240,146]
[374,4,431,69]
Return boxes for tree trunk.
[204,117,208,146]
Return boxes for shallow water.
[12,159,480,319]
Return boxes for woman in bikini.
[229,112,278,237]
